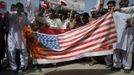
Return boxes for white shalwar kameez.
[113,11,134,69]
[8,13,29,70]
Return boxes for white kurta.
[8,13,29,70]
[8,13,29,49]
[121,6,134,53]
[46,18,63,29]
[113,12,134,69]
[113,12,134,52]
[113,6,134,69]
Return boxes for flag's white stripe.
[46,39,116,58]
[60,24,115,47]
[106,14,112,19]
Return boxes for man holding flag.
[111,0,134,73]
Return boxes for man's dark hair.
[48,8,55,14]
[16,2,24,9]
[10,4,17,10]
[83,12,89,20]
[107,0,116,6]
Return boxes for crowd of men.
[0,0,134,74]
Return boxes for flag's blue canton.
[35,33,60,49]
